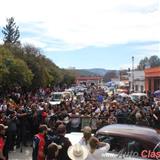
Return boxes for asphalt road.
[9,147,32,160]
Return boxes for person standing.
[67,143,88,160]
[32,124,48,160]
[79,126,92,150]
[55,124,72,160]
[46,143,62,160]
[0,124,8,160]
[86,136,110,160]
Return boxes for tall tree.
[2,17,20,45]
[103,70,118,82]
[149,55,160,67]
[137,57,149,70]
[137,55,160,70]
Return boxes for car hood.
[65,132,83,145]
[49,101,61,105]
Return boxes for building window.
[141,85,144,93]
[135,85,138,91]
[154,79,160,91]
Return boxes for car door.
[96,134,153,160]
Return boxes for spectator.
[70,110,81,132]
[6,111,17,151]
[46,143,62,160]
[67,143,88,160]
[86,136,110,160]
[32,124,48,160]
[55,124,72,160]
[79,126,92,149]
[0,124,8,160]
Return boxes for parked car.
[65,132,83,145]
[129,93,148,103]
[49,91,73,106]
[95,124,160,159]
[65,124,155,159]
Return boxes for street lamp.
[132,56,134,92]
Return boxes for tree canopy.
[0,18,76,93]
[0,46,33,90]
[103,70,118,82]
[137,55,160,70]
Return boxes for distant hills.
[86,68,108,76]
[75,68,108,76]
[68,68,120,77]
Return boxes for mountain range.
[76,68,108,76]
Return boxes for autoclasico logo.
[101,142,160,160]
[141,142,160,160]
[141,150,160,160]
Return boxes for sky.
[0,0,159,69]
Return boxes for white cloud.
[134,43,160,61]
[21,37,47,49]
[0,0,159,51]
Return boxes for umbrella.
[154,90,160,97]
[154,90,160,94]
[118,93,129,97]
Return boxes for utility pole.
[132,56,134,92]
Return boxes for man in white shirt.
[86,136,110,160]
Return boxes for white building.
[128,70,145,93]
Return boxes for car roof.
[130,93,147,96]
[53,92,63,94]
[96,124,160,145]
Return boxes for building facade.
[128,70,145,93]
[76,76,103,85]
[144,67,160,93]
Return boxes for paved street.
[9,147,32,160]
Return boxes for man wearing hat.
[0,124,8,160]
[68,143,88,160]
[32,124,49,160]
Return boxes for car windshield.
[131,95,139,101]
[51,94,62,101]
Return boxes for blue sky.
[0,0,159,69]
[43,41,159,69]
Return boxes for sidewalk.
[9,147,32,160]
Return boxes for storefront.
[144,67,160,93]
[76,76,103,85]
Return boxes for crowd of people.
[0,85,160,159]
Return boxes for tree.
[0,46,33,90]
[137,55,160,70]
[2,17,20,45]
[149,55,160,67]
[137,57,149,70]
[103,70,118,82]
[60,69,76,87]
[0,43,76,91]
